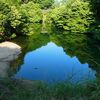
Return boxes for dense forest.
[0,0,100,40]
[0,0,100,100]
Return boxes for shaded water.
[14,42,96,83]
[11,28,100,84]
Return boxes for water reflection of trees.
[51,34,100,77]
[11,33,100,77]
[10,33,50,74]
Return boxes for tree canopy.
[0,0,42,40]
[48,0,94,34]
[0,0,100,41]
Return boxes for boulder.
[0,41,21,61]
[0,41,21,77]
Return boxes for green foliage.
[0,0,21,6]
[89,0,100,40]
[9,6,22,29]
[32,0,54,9]
[0,1,42,40]
[20,2,42,23]
[49,0,94,34]
[19,2,42,35]
[0,78,100,100]
[89,0,100,18]
[0,1,22,40]
[89,21,100,41]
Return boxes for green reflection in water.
[10,23,100,82]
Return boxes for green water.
[10,23,100,84]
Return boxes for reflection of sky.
[14,42,96,84]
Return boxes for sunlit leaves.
[20,2,42,23]
[19,2,42,35]
[9,6,22,28]
[32,0,54,9]
[0,1,42,40]
[49,0,94,34]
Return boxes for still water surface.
[13,41,96,84]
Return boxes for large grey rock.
[0,62,9,77]
[0,41,21,61]
[0,41,21,77]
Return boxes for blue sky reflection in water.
[14,42,96,84]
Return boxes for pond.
[13,41,96,84]
[11,29,100,84]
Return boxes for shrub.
[49,0,94,34]
[0,1,43,40]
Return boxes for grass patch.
[0,78,100,100]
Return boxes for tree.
[0,1,43,41]
[32,0,54,9]
[19,2,42,35]
[88,0,100,18]
[86,0,100,40]
[49,0,94,34]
